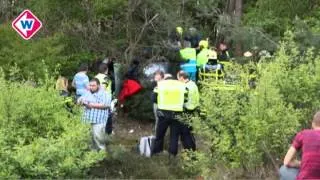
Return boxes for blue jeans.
[279,165,299,180]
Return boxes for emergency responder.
[152,74,194,156]
[204,48,224,78]
[176,70,199,151]
[152,70,165,133]
[176,26,184,42]
[177,70,200,112]
[95,63,112,94]
[196,40,211,67]
[167,26,184,51]
[179,41,197,81]
[195,40,209,82]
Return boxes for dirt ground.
[113,113,155,143]
[87,113,189,179]
[87,112,279,179]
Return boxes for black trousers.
[105,113,113,135]
[152,110,196,156]
[152,110,173,154]
[170,119,196,156]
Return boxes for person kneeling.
[280,111,320,180]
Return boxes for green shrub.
[187,34,320,177]
[0,73,105,178]
[0,24,95,80]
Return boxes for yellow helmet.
[176,27,183,35]
[208,49,217,59]
[199,40,209,49]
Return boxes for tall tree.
[234,0,243,55]
[225,0,243,55]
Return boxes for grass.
[88,139,190,179]
[87,115,193,179]
[86,113,278,179]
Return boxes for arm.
[283,146,300,168]
[86,92,111,109]
[184,87,189,104]
[86,102,109,109]
[152,87,158,104]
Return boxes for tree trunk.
[227,0,235,16]
[234,0,242,26]
[234,0,243,56]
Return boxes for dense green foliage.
[1,0,320,178]
[0,72,105,178]
[1,0,319,76]
[185,34,320,178]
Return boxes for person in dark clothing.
[184,27,201,49]
[126,59,140,80]
[152,70,165,133]
[169,117,196,155]
[218,42,230,61]
[101,57,116,95]
[107,58,114,74]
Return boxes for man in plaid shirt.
[78,78,111,150]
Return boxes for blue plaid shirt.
[81,88,111,124]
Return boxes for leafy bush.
[0,24,95,80]
[0,72,105,178]
[187,34,320,177]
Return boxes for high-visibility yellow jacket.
[180,47,196,61]
[184,80,200,110]
[95,73,112,94]
[197,48,210,67]
[155,80,186,112]
[197,49,218,67]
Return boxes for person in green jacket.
[179,41,197,81]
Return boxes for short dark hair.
[98,63,108,74]
[177,70,189,80]
[90,78,100,85]
[154,70,164,79]
[78,63,88,72]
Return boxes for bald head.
[312,111,320,128]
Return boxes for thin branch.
[261,141,279,174]
[219,20,279,47]
[125,12,159,62]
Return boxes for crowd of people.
[54,26,320,180]
[56,52,201,155]
[170,27,231,82]
[152,70,199,156]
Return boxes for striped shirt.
[292,129,320,180]
[81,88,111,124]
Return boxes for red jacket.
[118,79,142,103]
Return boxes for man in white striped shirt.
[78,78,111,150]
